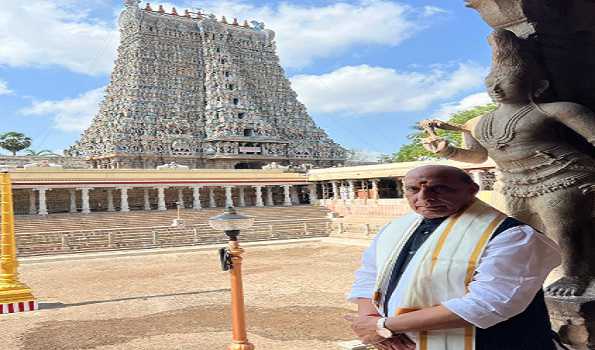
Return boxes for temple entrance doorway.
[234,162,265,169]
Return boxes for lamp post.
[171,201,185,228]
[208,207,255,350]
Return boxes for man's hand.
[344,314,416,349]
[344,314,379,341]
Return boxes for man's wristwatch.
[376,317,393,338]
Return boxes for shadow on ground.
[37,289,230,310]
[20,304,354,349]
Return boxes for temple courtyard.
[0,240,366,350]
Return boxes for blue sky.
[0,0,494,159]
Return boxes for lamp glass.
[208,207,254,231]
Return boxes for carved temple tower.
[69,1,346,169]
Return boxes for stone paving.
[0,241,365,350]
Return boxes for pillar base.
[0,284,36,305]
[228,341,255,350]
[546,286,595,349]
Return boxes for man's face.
[404,168,478,219]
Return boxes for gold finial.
[144,2,152,11]
[171,7,178,15]
[221,16,228,24]
[233,18,239,25]
[158,4,165,13]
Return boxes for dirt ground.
[0,242,366,350]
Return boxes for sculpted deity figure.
[421,30,595,297]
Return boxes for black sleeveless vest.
[384,217,555,350]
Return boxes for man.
[345,165,562,350]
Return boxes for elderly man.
[345,165,562,350]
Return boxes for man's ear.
[471,182,480,195]
[534,80,550,98]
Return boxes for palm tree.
[24,149,61,157]
[0,132,32,156]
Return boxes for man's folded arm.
[442,225,561,329]
[348,230,382,302]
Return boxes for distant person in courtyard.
[345,165,563,350]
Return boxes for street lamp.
[208,207,255,350]
[171,201,185,228]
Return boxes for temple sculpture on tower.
[68,1,346,169]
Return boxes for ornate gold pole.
[0,171,36,309]
[227,239,254,350]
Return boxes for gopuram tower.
[69,1,346,169]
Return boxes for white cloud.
[432,92,493,119]
[188,0,442,68]
[347,149,383,162]
[0,1,118,75]
[0,80,11,95]
[0,1,443,74]
[20,87,105,132]
[290,63,488,115]
[422,6,448,17]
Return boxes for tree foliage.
[0,132,32,156]
[390,104,497,162]
[24,149,60,156]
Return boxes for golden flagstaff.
[0,171,37,314]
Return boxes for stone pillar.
[36,188,49,216]
[469,170,486,191]
[321,183,328,200]
[396,178,405,198]
[265,186,274,206]
[107,189,115,212]
[348,180,356,200]
[143,188,151,210]
[224,186,234,208]
[340,183,348,200]
[208,187,216,208]
[290,186,300,205]
[254,186,264,207]
[80,188,92,214]
[371,179,379,200]
[68,189,77,213]
[192,186,202,210]
[157,187,167,211]
[238,187,246,207]
[119,187,130,212]
[177,188,185,208]
[29,190,37,215]
[283,185,292,206]
[308,183,318,203]
[331,181,339,200]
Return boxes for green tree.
[391,104,497,162]
[24,149,60,156]
[0,132,32,156]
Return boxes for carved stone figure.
[421,29,595,297]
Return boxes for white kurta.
[348,222,561,329]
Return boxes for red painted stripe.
[29,301,36,311]
[8,304,14,313]
[18,302,25,312]
[0,304,4,314]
